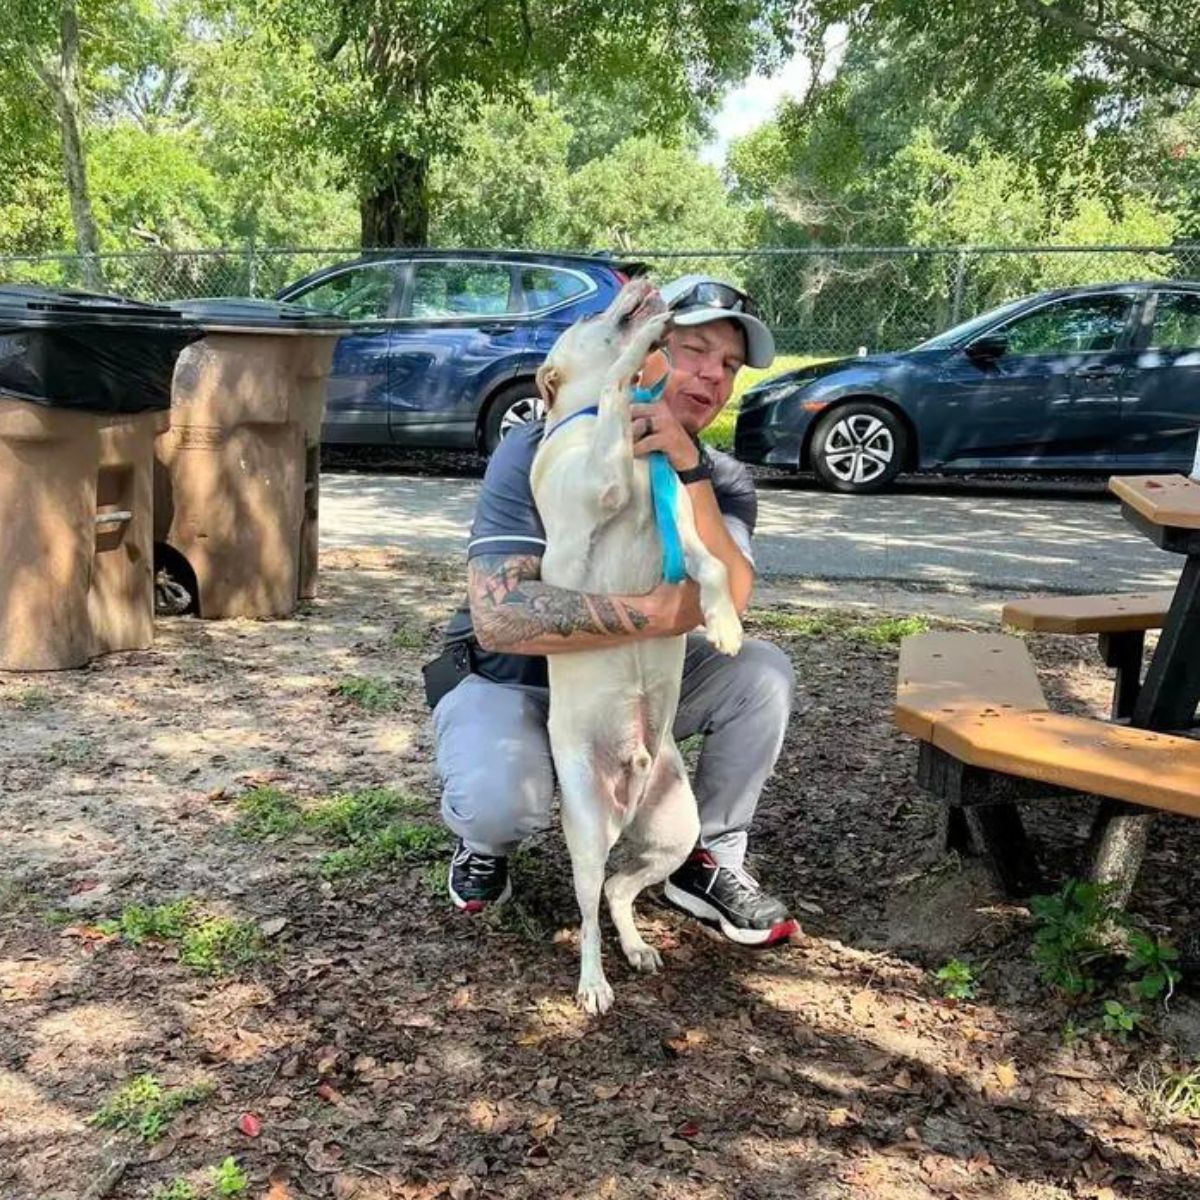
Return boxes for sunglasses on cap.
[669,280,761,320]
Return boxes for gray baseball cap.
[659,274,776,368]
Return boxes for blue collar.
[543,405,599,441]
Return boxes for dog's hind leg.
[605,741,700,973]
[559,757,622,1015]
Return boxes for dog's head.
[536,277,668,413]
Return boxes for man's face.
[661,319,746,434]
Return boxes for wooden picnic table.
[1084,474,1200,900]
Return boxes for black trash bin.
[156,299,348,618]
[0,286,203,670]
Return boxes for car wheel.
[483,382,545,454]
[810,401,907,493]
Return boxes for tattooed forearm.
[468,554,651,650]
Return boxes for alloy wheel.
[498,395,546,440]
[821,414,896,486]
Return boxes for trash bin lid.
[0,284,196,330]
[166,297,349,334]
[0,286,203,414]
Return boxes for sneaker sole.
[663,881,799,947]
[449,874,512,914]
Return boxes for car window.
[521,266,589,311]
[1149,292,1200,350]
[289,264,397,320]
[999,295,1133,355]
[410,262,514,319]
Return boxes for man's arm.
[469,553,702,656]
[681,480,755,613]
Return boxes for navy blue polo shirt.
[444,423,758,686]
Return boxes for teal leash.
[630,373,687,584]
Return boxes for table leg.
[1133,555,1200,730]
[1086,800,1154,907]
[1098,630,1145,721]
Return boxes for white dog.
[531,278,743,1014]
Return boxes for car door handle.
[479,323,517,335]
[1076,364,1123,378]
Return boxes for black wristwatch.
[676,450,714,485]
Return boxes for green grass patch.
[309,787,448,878]
[89,1073,213,1142]
[849,614,931,646]
[235,785,447,880]
[391,622,426,650]
[234,786,304,839]
[1137,1062,1200,1123]
[153,1182,200,1200]
[11,686,52,712]
[750,608,932,647]
[211,1158,250,1197]
[335,676,403,713]
[98,900,264,974]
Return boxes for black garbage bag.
[0,286,204,414]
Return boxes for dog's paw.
[623,942,662,974]
[577,975,614,1016]
[704,603,744,657]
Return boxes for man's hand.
[644,579,703,636]
[631,401,701,473]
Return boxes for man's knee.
[731,637,795,715]
[434,679,555,853]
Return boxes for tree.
[3,0,162,285]
[796,1,1200,156]
[210,0,791,247]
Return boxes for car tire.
[483,382,545,454]
[810,400,907,494]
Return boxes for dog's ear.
[536,361,561,408]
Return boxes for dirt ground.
[3,547,1200,1200]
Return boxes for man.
[430,275,797,945]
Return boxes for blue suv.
[277,250,634,453]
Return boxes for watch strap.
[676,452,714,485]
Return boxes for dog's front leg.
[589,312,672,513]
[673,485,744,656]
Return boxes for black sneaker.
[449,840,512,913]
[664,850,799,946]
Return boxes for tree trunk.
[359,152,430,248]
[42,0,104,289]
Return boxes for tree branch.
[1016,0,1200,90]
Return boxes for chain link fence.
[2,244,1198,356]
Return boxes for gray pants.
[432,634,795,869]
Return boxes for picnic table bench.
[896,474,1200,901]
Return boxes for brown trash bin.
[0,287,200,671]
[155,301,345,620]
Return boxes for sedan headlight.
[739,377,808,412]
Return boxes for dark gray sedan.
[735,282,1200,493]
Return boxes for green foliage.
[1030,880,1120,997]
[1100,998,1143,1041]
[11,686,52,712]
[934,958,978,1000]
[1138,1062,1200,1122]
[1125,927,1181,1003]
[850,615,931,646]
[234,786,304,839]
[211,1157,249,1197]
[335,676,402,714]
[89,1073,213,1142]
[752,610,842,638]
[390,623,426,650]
[308,788,448,879]
[100,900,263,974]
[153,1181,199,1200]
[1030,879,1181,1041]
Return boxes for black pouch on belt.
[421,639,474,710]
